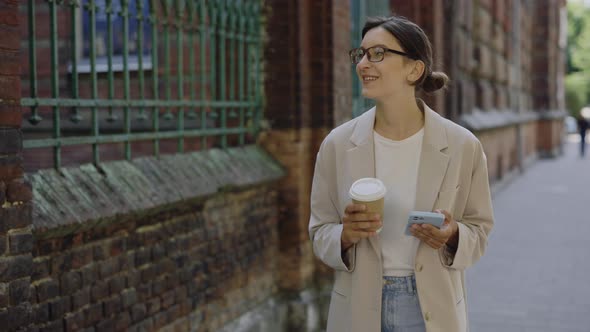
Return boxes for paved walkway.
[467,138,590,331]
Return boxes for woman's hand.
[409,209,459,250]
[341,203,382,251]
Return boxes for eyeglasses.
[348,46,413,64]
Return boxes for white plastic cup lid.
[349,178,387,202]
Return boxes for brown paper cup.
[349,178,387,233]
[352,197,384,233]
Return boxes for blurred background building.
[0,0,566,331]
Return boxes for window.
[76,0,152,73]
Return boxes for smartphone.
[404,211,445,236]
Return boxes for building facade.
[262,0,566,329]
[0,0,566,331]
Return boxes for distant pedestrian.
[577,115,589,157]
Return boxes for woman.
[309,15,494,332]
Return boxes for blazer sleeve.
[308,138,356,272]
[440,140,494,270]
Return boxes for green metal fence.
[22,0,263,170]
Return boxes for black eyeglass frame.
[348,46,415,64]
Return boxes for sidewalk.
[467,138,590,331]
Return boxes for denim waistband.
[382,275,418,294]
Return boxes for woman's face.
[356,27,416,101]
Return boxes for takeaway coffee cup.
[349,178,387,233]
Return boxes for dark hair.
[362,15,449,93]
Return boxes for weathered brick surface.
[6,178,32,203]
[0,104,22,128]
[1,202,32,231]
[35,278,58,303]
[63,310,85,332]
[0,302,30,330]
[8,227,33,254]
[0,283,7,307]
[0,128,21,155]
[0,234,5,256]
[71,287,90,309]
[0,254,32,282]
[12,182,280,330]
[9,277,30,306]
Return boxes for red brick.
[9,277,30,306]
[6,178,32,203]
[115,311,131,331]
[121,288,137,308]
[0,49,19,75]
[64,311,85,332]
[103,294,122,317]
[31,257,50,281]
[0,76,19,101]
[0,303,30,330]
[0,234,5,255]
[90,281,108,302]
[35,278,58,303]
[85,302,103,325]
[59,271,82,295]
[31,302,49,325]
[0,24,19,50]
[0,254,32,282]
[0,181,5,206]
[70,246,93,269]
[8,228,33,254]
[0,1,18,26]
[0,104,22,127]
[0,282,7,307]
[71,287,90,309]
[96,318,115,332]
[130,303,146,322]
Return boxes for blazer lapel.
[414,103,450,212]
[346,107,382,259]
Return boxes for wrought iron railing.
[22,0,263,170]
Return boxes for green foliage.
[565,73,589,116]
[567,1,588,73]
[566,1,590,114]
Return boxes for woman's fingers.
[347,229,377,238]
[343,210,381,228]
[410,224,448,249]
[343,212,380,223]
[411,227,445,248]
[344,203,366,214]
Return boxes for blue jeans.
[381,275,426,332]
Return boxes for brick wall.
[476,126,519,182]
[261,0,351,329]
[1,0,35,330]
[26,186,279,332]
[537,118,564,158]
[0,142,285,332]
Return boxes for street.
[467,138,590,331]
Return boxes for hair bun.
[421,71,449,93]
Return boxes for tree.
[566,1,590,114]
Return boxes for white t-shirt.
[374,128,424,276]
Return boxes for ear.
[406,60,425,84]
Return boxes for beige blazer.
[308,102,494,332]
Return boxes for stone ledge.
[25,145,285,239]
[459,109,540,131]
[536,109,568,121]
